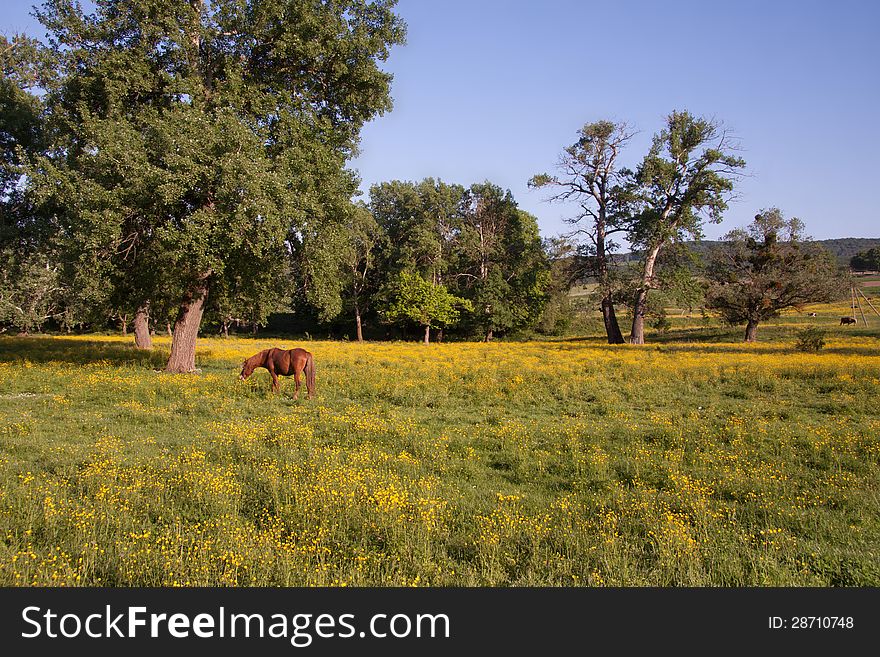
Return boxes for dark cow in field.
[807,312,817,317]
[840,316,857,325]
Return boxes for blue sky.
[5,0,879,240]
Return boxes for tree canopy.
[23,0,405,369]
[705,209,845,341]
[378,269,470,344]
[368,178,550,341]
[850,247,880,272]
[5,22,860,354]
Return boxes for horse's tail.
[305,351,316,397]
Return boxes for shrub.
[796,326,826,352]
[651,309,672,334]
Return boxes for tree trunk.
[484,328,493,342]
[355,306,364,342]
[630,243,663,345]
[601,294,625,344]
[437,328,444,343]
[221,321,229,338]
[744,319,759,342]
[120,314,128,336]
[165,281,209,373]
[595,224,624,344]
[423,325,430,345]
[133,304,152,349]
[166,322,172,338]
[630,287,648,345]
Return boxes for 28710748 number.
[769,616,854,629]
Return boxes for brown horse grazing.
[239,348,315,399]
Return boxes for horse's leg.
[293,366,301,401]
[267,363,280,393]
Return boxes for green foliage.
[379,270,471,333]
[705,209,847,340]
[370,179,551,338]
[23,0,405,358]
[294,220,351,322]
[339,202,386,325]
[0,34,45,203]
[207,261,293,335]
[370,178,466,283]
[850,247,880,272]
[652,243,706,309]
[455,187,550,337]
[630,111,746,247]
[535,238,578,335]
[649,308,672,334]
[530,121,635,343]
[663,238,880,266]
[795,326,826,352]
[0,247,63,332]
[528,120,635,239]
[624,110,746,343]
[823,239,880,263]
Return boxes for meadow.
[0,304,878,586]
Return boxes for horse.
[239,347,315,399]
[840,316,857,325]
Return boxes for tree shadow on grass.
[558,326,744,344]
[0,336,169,368]
[817,345,880,357]
[649,327,742,343]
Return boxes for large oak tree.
[26,0,405,371]
[628,111,745,344]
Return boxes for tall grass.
[0,322,878,586]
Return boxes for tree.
[0,246,63,333]
[132,303,152,348]
[369,179,550,341]
[26,0,405,371]
[0,35,83,334]
[535,237,579,335]
[628,111,745,344]
[340,203,385,341]
[368,178,463,341]
[379,270,471,344]
[705,209,845,341]
[207,258,292,338]
[455,185,549,340]
[850,248,880,272]
[1,34,44,222]
[370,178,466,285]
[292,219,349,324]
[530,121,635,343]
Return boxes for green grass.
[0,317,878,586]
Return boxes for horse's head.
[239,358,255,381]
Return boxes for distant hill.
[812,238,880,262]
[617,237,880,265]
[690,238,880,264]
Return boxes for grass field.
[1,306,878,586]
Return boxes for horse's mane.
[243,349,269,367]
